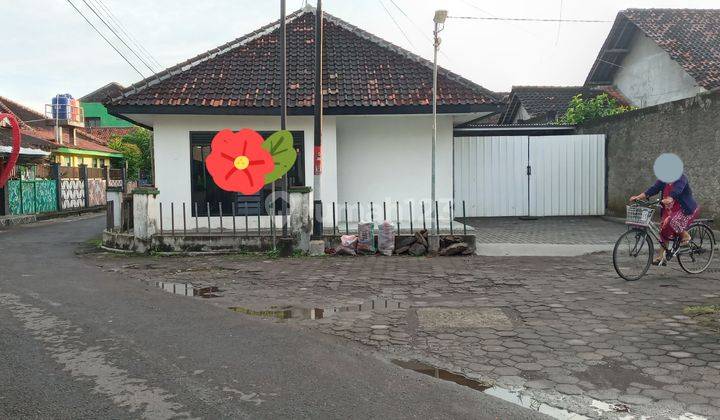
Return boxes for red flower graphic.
[205,129,275,195]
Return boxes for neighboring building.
[0,96,123,168]
[586,8,720,108]
[80,82,134,129]
[497,86,622,124]
[107,6,500,223]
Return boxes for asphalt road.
[0,215,546,419]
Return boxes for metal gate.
[454,134,606,217]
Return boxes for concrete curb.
[475,243,615,257]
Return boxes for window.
[189,131,305,216]
[85,117,101,128]
[64,156,72,167]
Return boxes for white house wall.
[336,114,454,224]
[615,31,706,107]
[148,114,337,229]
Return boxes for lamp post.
[431,10,447,235]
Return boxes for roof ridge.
[0,96,46,120]
[320,12,499,101]
[112,8,499,104]
[111,9,307,103]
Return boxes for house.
[80,82,137,142]
[0,96,123,168]
[497,86,621,124]
[586,8,720,108]
[0,121,57,176]
[106,7,501,224]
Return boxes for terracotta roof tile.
[82,127,136,144]
[587,8,720,90]
[499,86,616,124]
[110,9,498,111]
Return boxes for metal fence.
[3,163,124,216]
[145,200,469,237]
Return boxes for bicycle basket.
[626,206,654,226]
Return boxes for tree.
[121,128,153,182]
[558,93,633,125]
[108,138,142,180]
[107,128,153,182]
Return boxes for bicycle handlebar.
[629,198,661,207]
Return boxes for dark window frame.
[189,130,305,217]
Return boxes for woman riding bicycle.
[630,173,699,265]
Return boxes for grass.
[683,305,720,332]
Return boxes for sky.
[3,0,719,111]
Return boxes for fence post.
[51,163,62,211]
[79,164,89,208]
[1,182,9,216]
[121,166,127,194]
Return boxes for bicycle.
[612,199,716,281]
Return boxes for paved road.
[0,215,544,419]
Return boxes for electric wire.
[79,0,158,75]
[448,16,612,23]
[90,0,163,70]
[378,0,416,50]
[64,0,146,79]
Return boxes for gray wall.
[613,31,706,108]
[578,89,720,220]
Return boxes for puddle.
[229,298,407,321]
[390,359,634,420]
[155,281,219,298]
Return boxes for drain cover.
[417,307,513,330]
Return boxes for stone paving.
[462,216,627,245]
[87,250,720,419]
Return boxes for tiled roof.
[499,86,607,124]
[80,82,125,103]
[83,127,136,145]
[109,8,499,114]
[0,127,58,152]
[0,95,122,155]
[586,8,720,90]
[0,96,46,130]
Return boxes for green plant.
[558,93,633,125]
[107,128,153,182]
[109,138,142,180]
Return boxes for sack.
[336,234,358,256]
[357,222,376,254]
[378,220,395,256]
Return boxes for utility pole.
[431,10,447,235]
[280,0,289,237]
[312,0,324,237]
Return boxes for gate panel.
[529,134,605,216]
[454,136,528,217]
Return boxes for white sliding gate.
[454,134,606,217]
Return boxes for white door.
[529,134,605,216]
[454,136,529,217]
[454,134,605,217]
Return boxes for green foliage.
[109,138,142,180]
[121,128,153,182]
[558,93,633,125]
[107,128,153,182]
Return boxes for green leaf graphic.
[262,130,297,184]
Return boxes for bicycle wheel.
[613,228,654,281]
[678,223,716,274]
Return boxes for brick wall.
[578,89,720,221]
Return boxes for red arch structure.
[0,113,21,188]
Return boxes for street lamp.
[431,10,447,236]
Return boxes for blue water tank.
[51,94,73,120]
